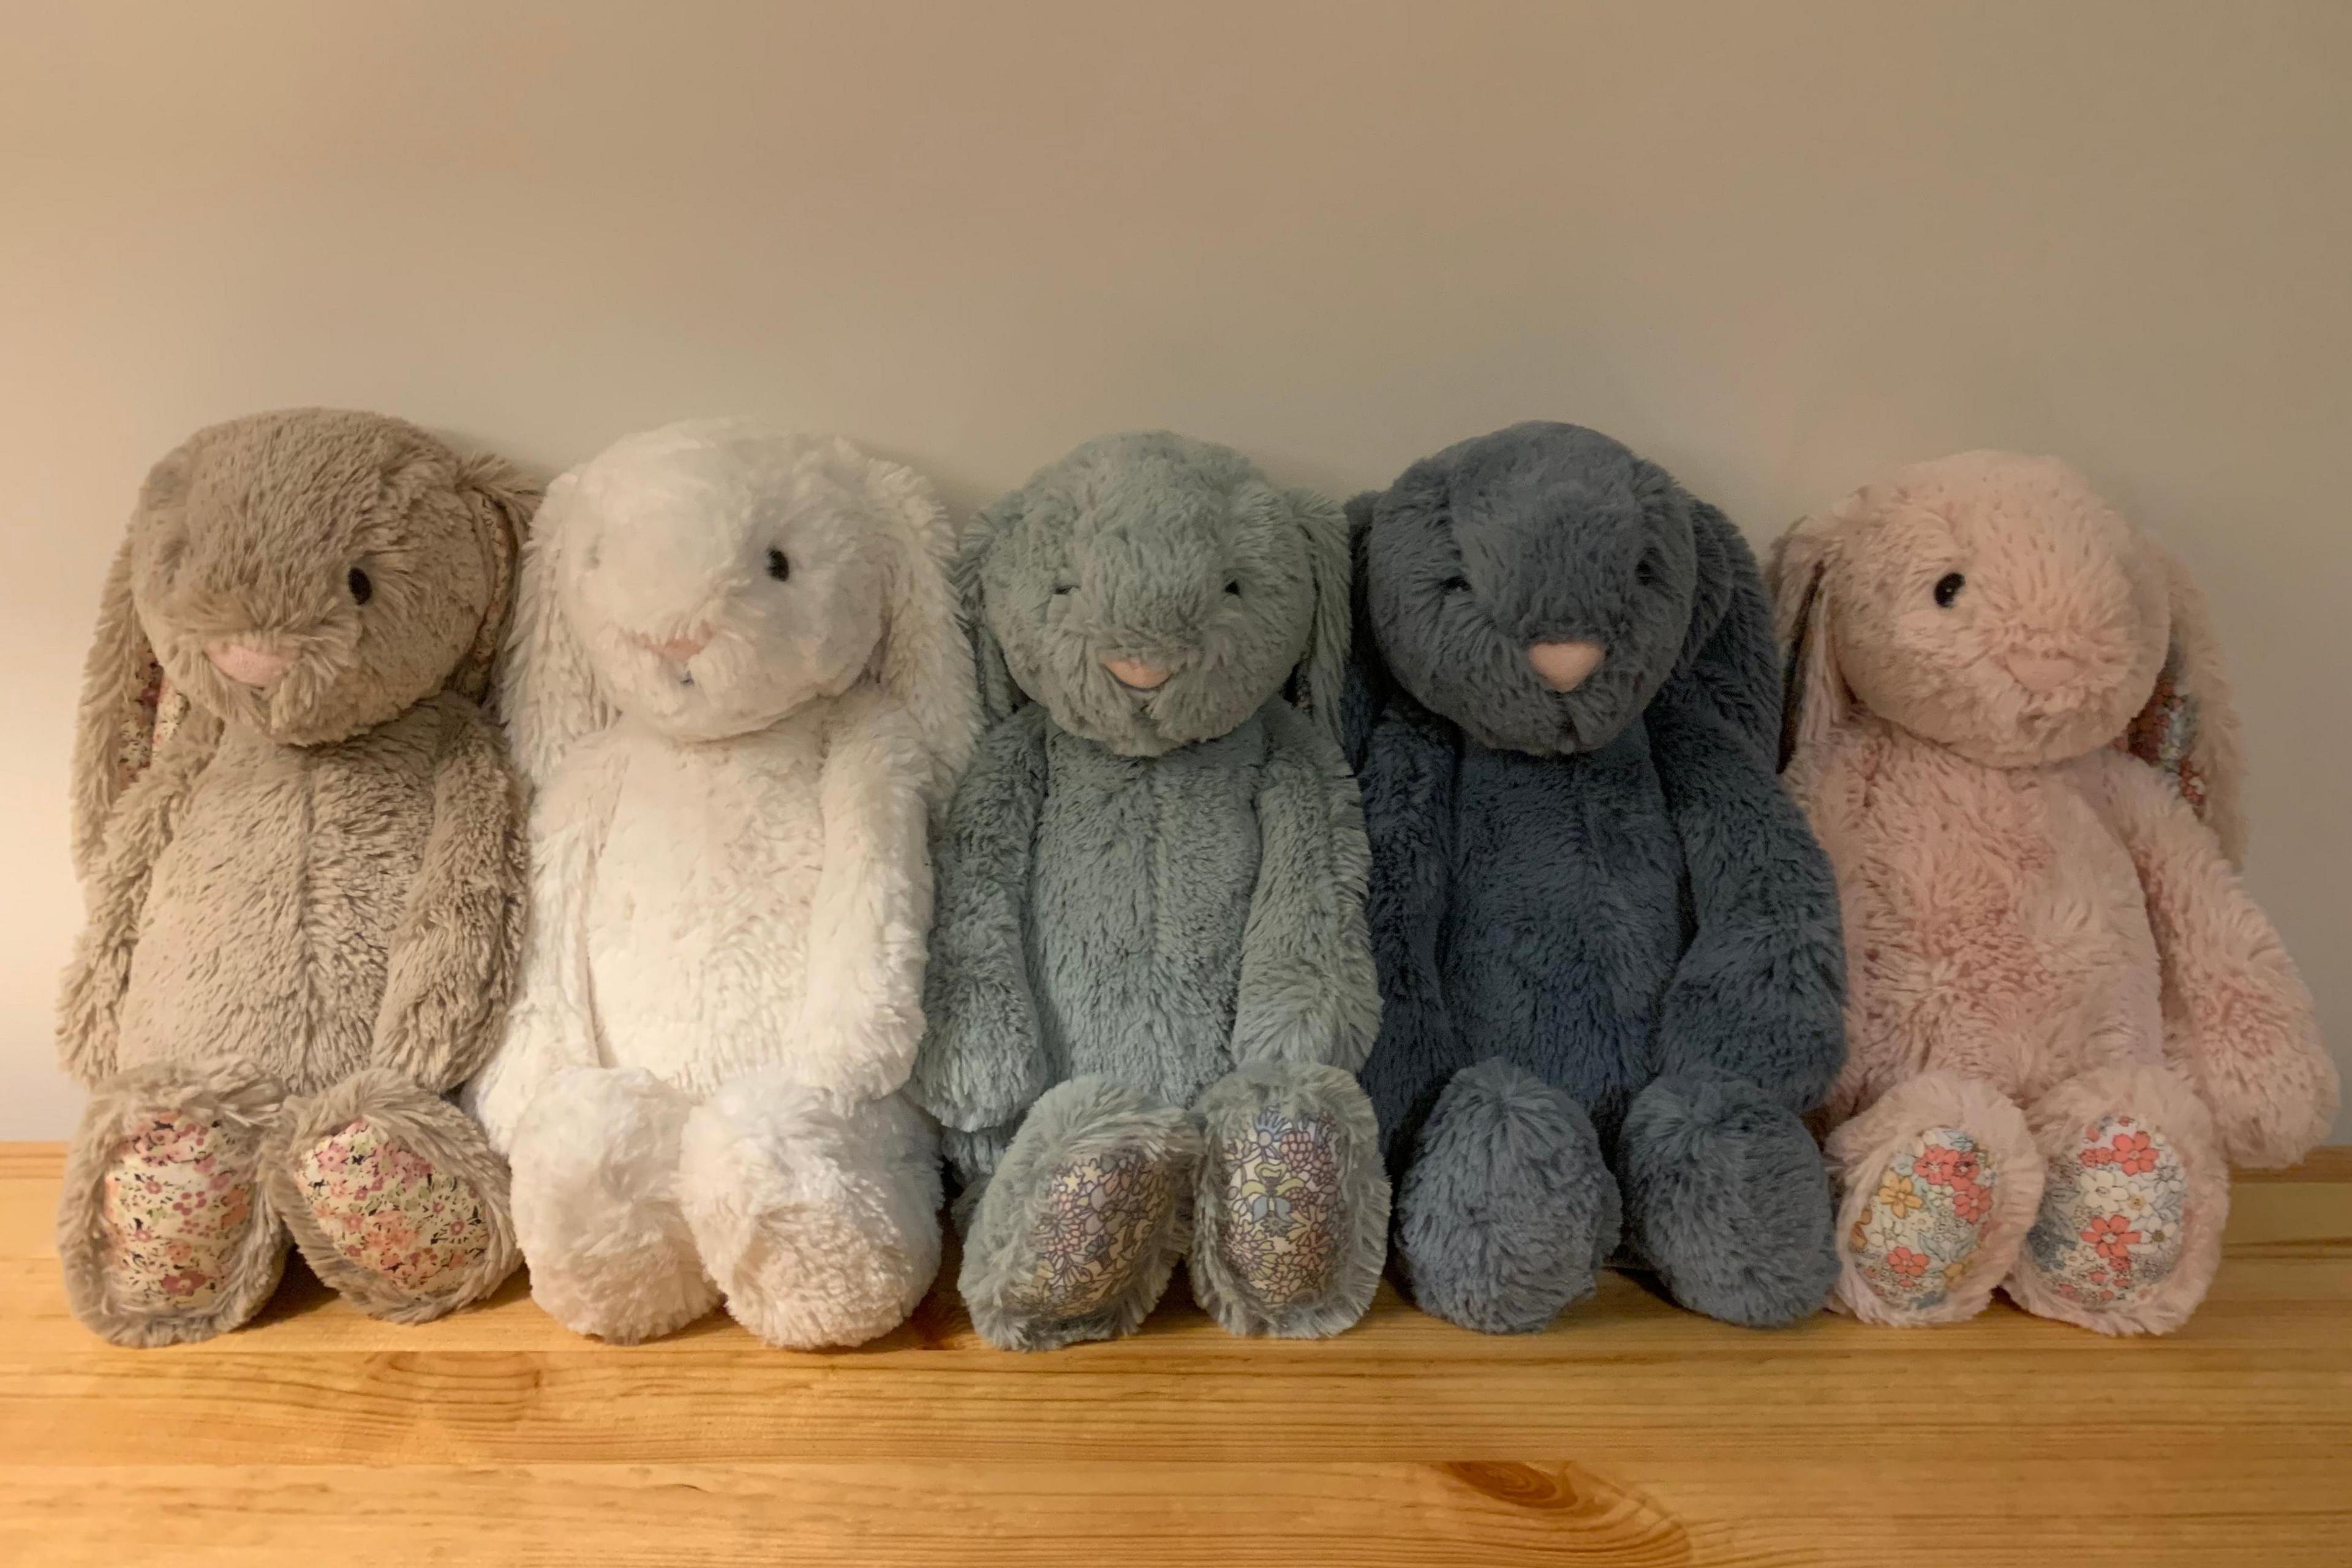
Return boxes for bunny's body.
[913,432,1390,1351]
[466,423,973,1349]
[57,410,534,1347]
[1348,423,1847,1334]
[1774,451,2334,1335]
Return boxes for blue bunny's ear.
[1661,495,1781,765]
[1284,486,1352,746]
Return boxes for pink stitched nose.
[646,630,711,663]
[1104,657,1172,691]
[2007,652,2081,694]
[206,640,292,687]
[1527,639,1605,693]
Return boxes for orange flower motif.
[1887,1247,1929,1281]
[2109,1130,2159,1177]
[2082,1213,2141,1264]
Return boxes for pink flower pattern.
[295,1118,491,1294]
[2027,1115,2188,1309]
[1848,1126,2002,1312]
[1216,1109,1341,1310]
[99,1110,260,1312]
[1013,1150,1176,1317]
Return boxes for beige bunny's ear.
[449,451,542,708]
[1766,509,1850,773]
[2120,543,2248,863]
[496,470,616,786]
[849,440,980,818]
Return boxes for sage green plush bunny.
[910,432,1390,1350]
[55,409,534,1346]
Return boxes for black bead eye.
[1052,582,1075,597]
[1224,579,1242,597]
[1934,571,1966,608]
[1635,557,1659,587]
[1440,575,1470,594]
[347,567,373,605]
[766,548,790,582]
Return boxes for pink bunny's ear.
[1766,510,1850,773]
[2119,543,2248,864]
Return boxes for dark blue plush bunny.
[1343,421,1844,1332]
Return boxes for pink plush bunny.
[1768,451,2334,1335]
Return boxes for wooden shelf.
[3,1143,2346,1566]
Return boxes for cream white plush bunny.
[465,421,976,1347]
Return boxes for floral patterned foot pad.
[295,1118,494,1296]
[1011,1148,1178,1318]
[1849,1125,2001,1313]
[1214,1108,1343,1311]
[100,1109,262,1313]
[2024,1115,2187,1310]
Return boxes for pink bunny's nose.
[2007,652,2081,694]
[1104,657,1172,691]
[206,640,292,687]
[645,630,711,663]
[1527,639,1605,693]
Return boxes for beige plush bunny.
[55,409,537,1346]
[1770,451,2334,1335]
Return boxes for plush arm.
[372,698,529,1092]
[1231,701,1381,1070]
[55,709,221,1087]
[787,690,938,1102]
[2100,752,2337,1167]
[460,737,618,1152]
[1647,656,1847,1114]
[907,707,1054,1133]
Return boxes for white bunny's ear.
[846,440,979,816]
[496,470,615,785]
[1766,507,1851,772]
[2121,543,2248,863]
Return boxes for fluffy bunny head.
[1771,451,2244,851]
[1352,421,1752,758]
[503,421,972,796]
[961,432,1350,758]
[73,409,534,865]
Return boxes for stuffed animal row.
[55,410,2332,1354]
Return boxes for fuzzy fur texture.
[467,423,974,1349]
[1347,422,1847,1333]
[1773,450,2333,1335]
[55,409,535,1346]
[913,432,1389,1348]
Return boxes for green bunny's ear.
[1285,486,1352,747]
[956,492,1027,730]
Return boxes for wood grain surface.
[2,1143,2346,1566]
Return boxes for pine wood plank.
[2,1142,2347,1566]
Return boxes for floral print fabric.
[1849,1126,2000,1313]
[115,655,187,793]
[1013,1149,1175,1317]
[1216,1109,1341,1309]
[295,1118,492,1296]
[100,1110,260,1311]
[2026,1115,2187,1310]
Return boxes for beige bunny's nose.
[206,639,292,687]
[2006,652,2081,694]
[1527,639,1605,692]
[1104,657,1172,691]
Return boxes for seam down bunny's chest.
[1027,715,1267,1106]
[582,720,827,1089]
[1440,723,1686,1107]
[117,703,450,1093]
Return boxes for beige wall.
[2,0,2345,1139]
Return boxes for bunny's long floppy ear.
[496,470,614,787]
[68,457,209,880]
[450,451,542,707]
[2120,543,2248,863]
[1660,494,1780,761]
[850,442,980,817]
[1285,486,1353,747]
[955,492,1026,731]
[1766,510,1852,773]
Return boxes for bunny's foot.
[1824,1072,2041,1326]
[510,1067,717,1343]
[1618,1071,1838,1327]
[267,1069,517,1323]
[679,1077,940,1349]
[960,1077,1200,1351]
[1392,1059,1619,1334]
[2007,1065,2228,1336]
[57,1063,287,1347]
[1188,1063,1389,1338]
